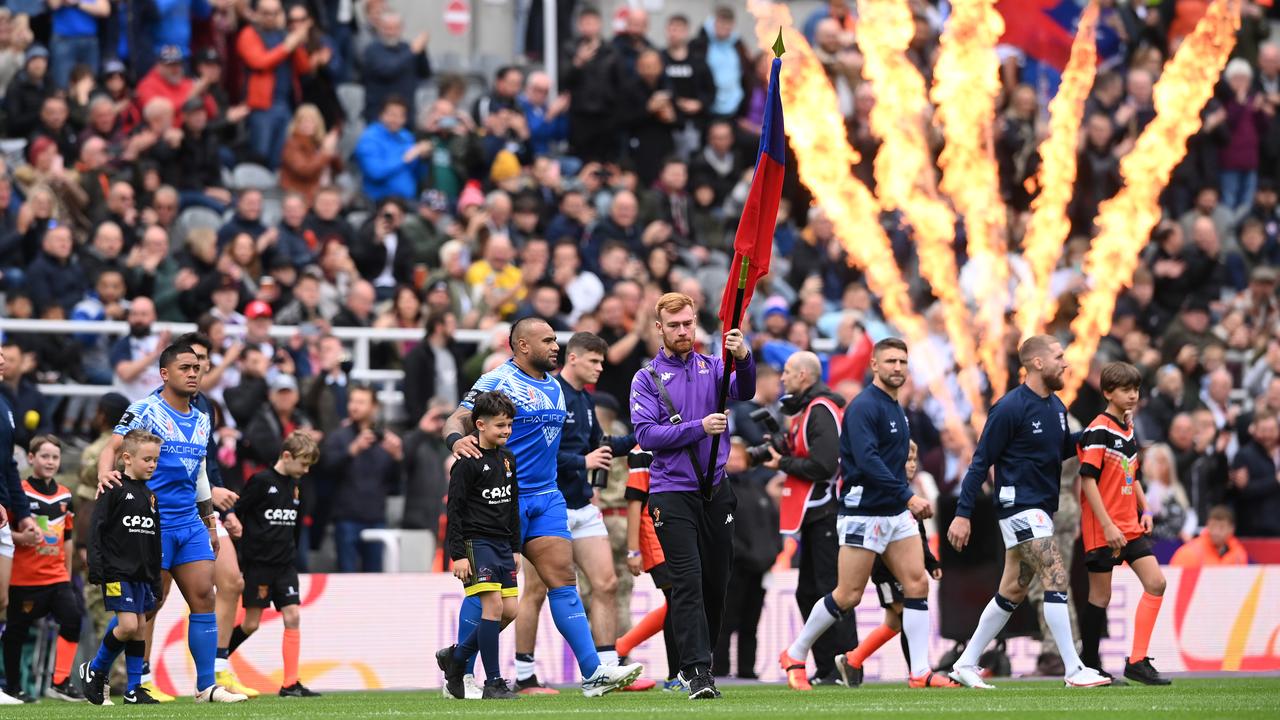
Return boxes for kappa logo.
[1031,420,1043,434]
[660,372,674,383]
[268,486,279,494]
[633,402,643,412]
[725,513,734,525]
[482,464,491,473]
[125,493,134,500]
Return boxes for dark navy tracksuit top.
[555,376,633,510]
[839,384,912,517]
[957,384,1079,520]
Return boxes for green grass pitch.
[17,677,1280,718]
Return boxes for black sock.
[103,629,126,655]
[227,626,251,655]
[1079,602,1107,670]
[217,647,230,660]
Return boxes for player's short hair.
[566,332,608,358]
[282,431,320,464]
[1100,361,1142,395]
[1018,334,1058,368]
[158,342,197,369]
[121,429,163,459]
[28,434,61,454]
[509,316,552,350]
[1207,505,1235,525]
[873,337,908,356]
[175,332,214,354]
[472,391,516,422]
[655,292,695,319]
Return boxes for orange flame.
[1017,1,1099,338]
[856,0,985,417]
[746,0,959,418]
[1061,0,1240,405]
[931,0,1010,398]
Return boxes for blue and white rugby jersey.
[461,359,567,496]
[115,394,211,530]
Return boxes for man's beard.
[1045,372,1065,392]
[664,334,693,354]
[880,373,906,389]
[129,323,151,339]
[530,353,558,373]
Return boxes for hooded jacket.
[630,347,756,493]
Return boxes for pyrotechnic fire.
[746,0,962,419]
[1017,1,1099,339]
[1061,0,1239,405]
[856,0,985,415]
[931,0,1010,398]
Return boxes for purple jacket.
[630,347,756,493]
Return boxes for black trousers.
[712,564,766,677]
[796,512,858,677]
[3,583,82,688]
[648,482,737,676]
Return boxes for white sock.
[902,598,931,678]
[787,594,842,662]
[141,671,154,685]
[957,594,1017,668]
[598,649,619,666]
[1043,593,1084,672]
[515,655,536,682]
[215,657,229,673]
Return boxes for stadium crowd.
[0,0,1277,691]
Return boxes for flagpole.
[703,255,750,499]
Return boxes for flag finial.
[772,28,786,58]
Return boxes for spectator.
[273,191,317,269]
[0,339,51,449]
[355,96,429,202]
[564,7,620,163]
[402,310,465,419]
[225,344,271,428]
[300,334,349,435]
[14,136,88,222]
[242,373,316,478]
[0,10,33,95]
[290,3,345,132]
[465,232,523,319]
[280,103,341,205]
[1170,505,1249,566]
[427,242,475,323]
[26,224,85,314]
[690,119,743,206]
[400,399,451,537]
[692,6,750,120]
[611,7,653,79]
[127,225,184,319]
[586,191,642,265]
[1219,58,1270,213]
[802,0,856,46]
[5,45,52,139]
[177,98,232,211]
[620,49,676,186]
[236,0,313,169]
[372,284,423,367]
[661,14,715,156]
[514,281,570,331]
[518,70,569,157]
[70,267,129,385]
[217,188,267,249]
[33,95,77,164]
[1229,411,1280,537]
[419,98,478,201]
[134,46,213,129]
[304,185,355,248]
[109,296,168,400]
[473,65,524,126]
[322,385,403,572]
[360,11,431,125]
[811,18,861,120]
[102,180,140,249]
[49,0,107,86]
[1140,443,1198,541]
[400,189,449,269]
[550,238,604,323]
[332,278,376,328]
[352,198,415,299]
[642,157,695,248]
[130,98,183,188]
[142,0,212,71]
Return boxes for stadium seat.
[231,163,277,191]
[359,528,436,573]
[177,205,223,232]
[336,83,366,123]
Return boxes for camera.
[745,408,789,466]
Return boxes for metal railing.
[0,318,840,405]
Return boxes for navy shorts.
[103,581,158,614]
[463,537,518,598]
[243,565,302,610]
[1084,534,1155,574]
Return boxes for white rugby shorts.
[998,508,1055,549]
[836,510,918,554]
[566,504,608,540]
[0,523,12,559]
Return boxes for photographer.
[761,351,855,686]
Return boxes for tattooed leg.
[1020,537,1069,593]
[997,550,1033,604]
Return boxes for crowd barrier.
[145,566,1280,694]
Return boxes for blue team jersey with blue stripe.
[115,394,211,530]
[461,360,566,496]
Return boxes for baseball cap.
[245,300,274,319]
[269,374,299,393]
[24,45,49,64]
[1251,266,1278,284]
[158,45,184,65]
[102,58,127,76]
[419,189,449,213]
[762,296,791,320]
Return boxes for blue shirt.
[53,7,99,37]
[956,384,1078,520]
[840,384,912,517]
[461,360,566,497]
[115,394,211,530]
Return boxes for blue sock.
[188,612,219,691]
[91,617,124,673]
[458,595,482,675]
[125,641,145,692]
[454,624,479,662]
[478,619,501,681]
[548,586,599,678]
